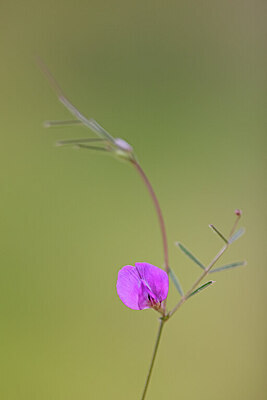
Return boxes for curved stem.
[141,320,165,400]
[131,159,169,274]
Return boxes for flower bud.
[114,138,133,153]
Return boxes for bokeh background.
[1,1,266,399]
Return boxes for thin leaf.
[209,261,246,273]
[44,119,82,127]
[56,137,104,146]
[169,268,184,296]
[75,144,107,151]
[229,227,245,244]
[209,224,228,244]
[188,281,215,299]
[176,242,205,270]
[37,57,116,144]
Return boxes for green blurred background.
[0,1,266,399]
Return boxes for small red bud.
[235,209,242,216]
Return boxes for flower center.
[147,293,161,310]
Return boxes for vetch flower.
[116,262,169,311]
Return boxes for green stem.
[169,243,228,317]
[141,320,165,400]
[229,213,241,238]
[169,212,241,318]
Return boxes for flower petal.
[135,262,169,303]
[116,265,142,310]
[137,280,156,310]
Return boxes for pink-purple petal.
[116,265,141,310]
[135,262,169,303]
[137,280,156,310]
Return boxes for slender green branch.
[141,320,165,400]
[229,212,241,238]
[169,212,241,318]
[168,243,228,317]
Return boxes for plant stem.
[141,319,165,400]
[229,213,241,238]
[169,213,241,318]
[131,159,169,274]
[130,159,169,399]
[169,243,228,317]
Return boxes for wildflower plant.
[39,59,246,399]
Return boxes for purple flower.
[116,262,169,310]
